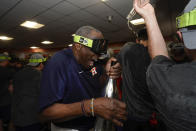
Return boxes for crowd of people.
[0,0,196,131]
[0,53,47,131]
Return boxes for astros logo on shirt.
[90,67,97,76]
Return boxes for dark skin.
[40,30,127,127]
[72,31,122,78]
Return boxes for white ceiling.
[0,0,133,49]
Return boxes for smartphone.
[138,0,150,8]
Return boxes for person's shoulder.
[2,67,15,76]
[119,42,135,55]
[14,67,31,76]
[172,61,196,70]
[121,42,137,51]
[50,48,73,63]
[132,43,147,51]
[0,66,13,72]
[44,48,74,72]
[13,67,25,79]
[151,56,195,68]
[147,55,192,74]
[151,55,173,65]
[120,42,148,58]
[53,49,72,59]
[122,42,147,52]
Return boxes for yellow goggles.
[73,34,108,55]
[176,8,196,28]
[73,34,93,48]
[29,58,47,63]
[0,56,10,60]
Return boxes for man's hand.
[133,0,155,20]
[105,57,121,79]
[93,98,127,127]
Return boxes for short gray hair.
[75,26,102,38]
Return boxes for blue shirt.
[39,48,104,130]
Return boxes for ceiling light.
[20,21,44,29]
[30,46,39,49]
[130,18,145,25]
[41,41,54,45]
[0,36,13,40]
[101,0,109,2]
[68,44,73,47]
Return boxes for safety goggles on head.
[29,58,47,63]
[176,8,196,29]
[0,56,11,61]
[176,4,196,50]
[72,34,108,55]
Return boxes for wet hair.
[75,26,102,38]
[171,44,185,57]
[137,29,148,41]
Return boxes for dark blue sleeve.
[39,52,68,112]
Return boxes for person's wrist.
[94,98,102,116]
[144,13,156,25]
[93,98,109,116]
[102,66,109,78]
[83,100,91,116]
[93,98,98,116]
[90,98,95,117]
[143,9,155,21]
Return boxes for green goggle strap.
[176,8,196,28]
[29,58,47,63]
[73,34,93,48]
[0,56,10,60]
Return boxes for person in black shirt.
[118,29,156,131]
[134,0,196,130]
[9,57,24,72]
[12,53,46,131]
[0,53,15,131]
